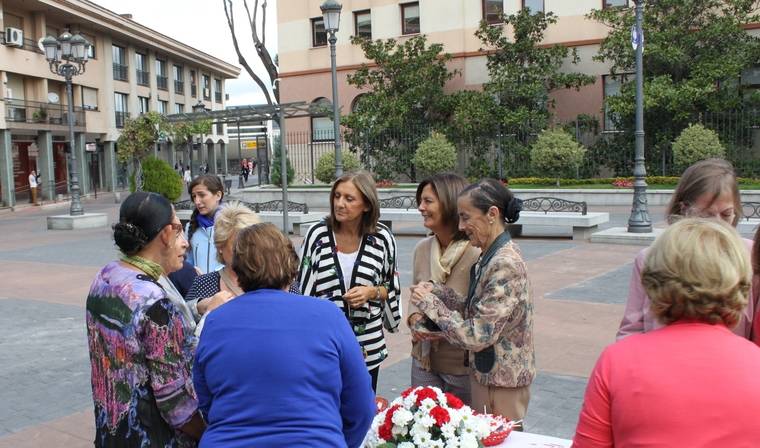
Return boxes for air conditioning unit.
[4,27,23,47]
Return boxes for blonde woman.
[575,219,760,446]
[186,201,260,334]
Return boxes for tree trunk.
[133,158,144,191]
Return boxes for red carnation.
[401,387,415,398]
[430,406,451,427]
[415,387,439,406]
[444,392,464,410]
[378,421,393,441]
[384,404,401,426]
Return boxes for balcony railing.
[115,111,129,128]
[4,98,86,128]
[1,34,44,54]
[191,84,197,97]
[215,91,223,103]
[136,70,150,86]
[113,63,129,81]
[157,75,168,90]
[174,81,184,95]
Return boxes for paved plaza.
[0,194,667,446]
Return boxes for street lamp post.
[627,0,652,233]
[321,0,343,178]
[42,31,90,216]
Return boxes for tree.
[476,9,595,136]
[270,136,294,187]
[589,1,760,174]
[672,124,726,170]
[413,132,457,179]
[223,0,278,104]
[170,119,213,171]
[316,150,361,184]
[530,129,586,186]
[116,112,170,191]
[342,35,456,181]
[131,156,183,202]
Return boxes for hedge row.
[507,176,760,186]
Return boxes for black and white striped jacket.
[298,220,402,371]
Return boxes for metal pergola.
[165,101,327,232]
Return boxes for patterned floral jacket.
[414,240,535,388]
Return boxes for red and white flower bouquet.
[364,386,515,448]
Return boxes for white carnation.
[410,422,428,438]
[459,433,480,448]
[392,408,414,426]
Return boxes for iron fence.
[277,111,760,184]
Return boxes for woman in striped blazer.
[298,171,402,392]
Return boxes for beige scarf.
[415,238,470,370]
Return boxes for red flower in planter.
[430,405,451,427]
[401,387,415,398]
[378,421,393,441]
[444,392,464,410]
[415,387,439,406]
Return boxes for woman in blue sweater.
[186,175,225,274]
[193,223,376,448]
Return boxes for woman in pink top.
[617,158,757,340]
[574,218,760,447]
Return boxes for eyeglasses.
[682,205,736,223]
[168,222,186,240]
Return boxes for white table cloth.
[496,431,572,447]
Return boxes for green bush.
[315,150,362,184]
[270,137,295,187]
[131,156,183,201]
[672,124,725,171]
[530,130,586,186]
[413,132,457,178]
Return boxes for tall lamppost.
[42,31,90,216]
[321,0,343,178]
[627,0,652,233]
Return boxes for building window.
[135,52,149,86]
[311,97,334,141]
[401,2,420,35]
[175,103,184,114]
[603,0,628,8]
[82,33,96,59]
[5,13,23,30]
[138,96,149,114]
[156,59,168,90]
[603,74,627,131]
[483,0,504,24]
[157,100,168,115]
[354,10,372,39]
[82,87,98,110]
[311,17,327,47]
[202,74,211,100]
[114,92,129,128]
[522,0,544,14]
[350,94,368,113]
[190,70,197,97]
[216,123,224,135]
[174,65,184,95]
[112,45,128,81]
[214,78,223,103]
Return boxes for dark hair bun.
[113,222,148,255]
[505,197,522,224]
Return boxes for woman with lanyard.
[299,171,402,392]
[410,178,535,421]
[86,192,203,446]
[186,175,225,274]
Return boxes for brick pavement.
[0,194,667,445]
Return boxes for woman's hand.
[409,282,434,306]
[198,290,234,315]
[344,285,376,309]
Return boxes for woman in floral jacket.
[410,179,535,421]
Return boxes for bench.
[738,202,760,237]
[377,195,606,240]
[174,199,323,234]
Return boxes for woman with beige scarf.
[407,173,480,404]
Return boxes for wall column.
[37,131,55,200]
[166,141,176,169]
[0,130,15,208]
[103,141,117,191]
[220,142,228,175]
[207,142,217,174]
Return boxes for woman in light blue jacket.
[186,175,225,274]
